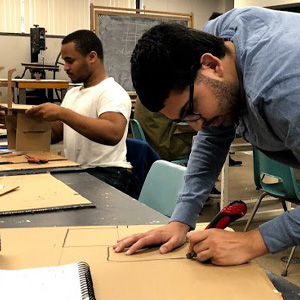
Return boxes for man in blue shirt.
[114,7,300,265]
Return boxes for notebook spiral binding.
[78,262,96,300]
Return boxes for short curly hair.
[62,29,104,61]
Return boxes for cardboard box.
[1,103,51,151]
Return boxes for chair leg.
[244,192,268,232]
[279,198,288,212]
[281,246,297,277]
[279,198,296,276]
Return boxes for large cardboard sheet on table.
[0,224,283,300]
[0,173,94,214]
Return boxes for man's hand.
[188,228,269,266]
[26,103,63,122]
[113,221,190,255]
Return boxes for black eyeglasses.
[174,81,202,123]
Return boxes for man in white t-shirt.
[26,29,133,196]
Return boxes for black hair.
[62,29,104,60]
[209,12,222,20]
[131,23,227,112]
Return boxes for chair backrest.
[129,119,146,141]
[138,160,186,217]
[253,147,300,201]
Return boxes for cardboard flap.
[17,113,50,133]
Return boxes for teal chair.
[244,147,300,276]
[171,157,189,165]
[129,119,146,141]
[138,160,186,217]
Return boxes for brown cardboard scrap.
[0,173,94,215]
[0,184,19,196]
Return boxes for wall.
[0,34,68,81]
[0,34,68,101]
[234,0,300,7]
[142,0,232,29]
[0,0,233,101]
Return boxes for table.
[0,78,69,104]
[0,171,298,299]
[0,171,169,228]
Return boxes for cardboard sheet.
[0,151,68,163]
[0,103,32,110]
[0,224,283,300]
[0,151,79,172]
[0,173,94,215]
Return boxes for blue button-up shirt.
[171,6,300,253]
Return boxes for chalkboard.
[98,14,189,91]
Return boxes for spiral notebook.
[0,262,96,300]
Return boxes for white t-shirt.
[61,77,132,169]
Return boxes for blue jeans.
[87,167,134,197]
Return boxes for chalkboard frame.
[90,5,194,34]
[90,5,193,92]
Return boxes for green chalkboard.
[98,14,188,91]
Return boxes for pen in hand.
[187,200,247,259]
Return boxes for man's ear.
[88,51,98,63]
[200,53,223,77]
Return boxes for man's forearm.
[59,107,125,145]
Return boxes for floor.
[198,150,300,298]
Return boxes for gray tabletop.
[0,171,169,228]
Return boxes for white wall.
[143,0,233,29]
[0,0,233,100]
[234,0,300,7]
[0,34,68,101]
[0,35,68,81]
